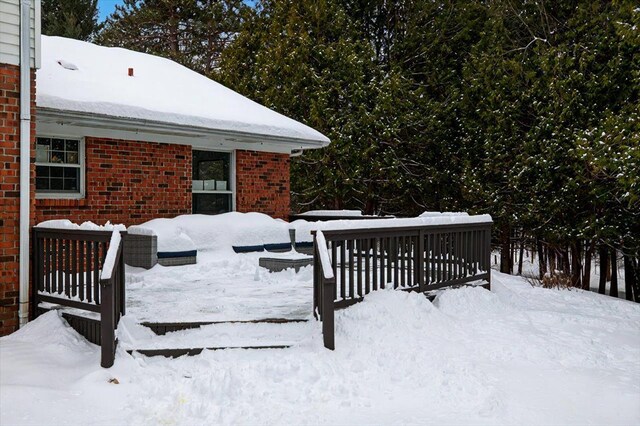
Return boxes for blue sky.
[98,0,122,21]
[98,0,258,22]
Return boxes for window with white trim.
[35,137,84,197]
[192,150,234,214]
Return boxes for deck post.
[322,277,335,350]
[100,280,115,368]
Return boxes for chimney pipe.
[128,67,134,77]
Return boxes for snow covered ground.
[2,271,639,425]
[126,250,314,322]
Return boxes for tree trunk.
[537,239,546,280]
[549,248,556,276]
[582,240,594,291]
[561,247,571,275]
[610,248,618,298]
[517,237,525,275]
[623,253,638,302]
[598,245,608,294]
[500,224,511,274]
[571,241,582,288]
[510,231,515,274]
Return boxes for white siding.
[0,0,40,68]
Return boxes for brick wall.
[235,150,290,220]
[35,137,192,226]
[0,64,35,336]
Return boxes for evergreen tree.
[42,0,100,41]
[218,0,412,213]
[97,0,248,76]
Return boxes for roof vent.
[57,60,78,71]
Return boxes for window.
[192,150,233,215]
[35,137,84,198]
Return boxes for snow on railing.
[315,231,334,280]
[100,230,121,281]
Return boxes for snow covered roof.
[36,36,330,147]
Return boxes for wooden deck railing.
[313,221,492,349]
[32,227,126,367]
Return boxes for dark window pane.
[198,160,224,181]
[63,167,78,178]
[37,137,51,147]
[193,150,230,182]
[192,193,231,215]
[50,167,63,178]
[36,177,48,190]
[36,166,49,178]
[50,178,63,190]
[52,139,64,151]
[65,140,78,151]
[64,178,78,191]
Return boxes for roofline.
[36,107,330,151]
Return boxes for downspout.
[19,0,32,328]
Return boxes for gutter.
[36,107,330,150]
[19,0,31,328]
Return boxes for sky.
[98,0,122,21]
[97,0,258,22]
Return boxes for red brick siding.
[235,150,290,220]
[0,64,36,336]
[35,137,192,226]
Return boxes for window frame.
[35,136,85,200]
[191,149,236,213]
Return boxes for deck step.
[128,345,291,358]
[122,320,313,356]
[141,318,309,335]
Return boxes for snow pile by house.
[128,212,291,253]
[35,219,126,232]
[37,36,329,145]
[2,272,639,425]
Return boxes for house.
[0,0,329,335]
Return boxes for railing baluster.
[71,240,77,297]
[56,239,63,294]
[44,237,51,294]
[79,241,85,301]
[407,235,413,287]
[380,238,385,287]
[86,240,92,303]
[348,239,354,298]
[365,238,371,294]
[447,233,453,280]
[423,233,429,286]
[340,240,346,300]
[387,237,393,287]
[432,234,437,283]
[93,241,100,304]
[391,237,397,288]
[331,241,337,300]
[373,237,378,291]
[64,239,70,297]
[473,230,479,274]
[356,239,362,297]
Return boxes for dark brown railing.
[32,227,125,367]
[313,221,493,349]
